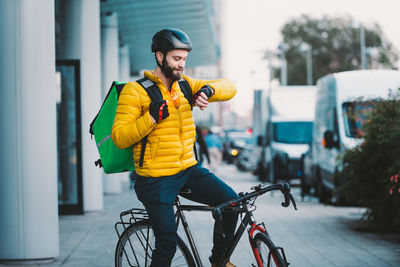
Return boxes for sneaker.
[211,262,237,267]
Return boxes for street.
[181,164,400,267]
[4,163,398,267]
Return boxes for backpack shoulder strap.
[178,78,198,160]
[137,77,191,107]
[135,77,163,167]
[136,77,163,103]
[178,78,193,109]
[114,82,127,96]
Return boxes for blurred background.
[0,0,399,264]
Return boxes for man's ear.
[156,51,164,64]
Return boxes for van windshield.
[342,101,376,138]
[273,122,313,144]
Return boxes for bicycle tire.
[254,232,287,267]
[115,219,195,267]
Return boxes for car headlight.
[231,149,238,156]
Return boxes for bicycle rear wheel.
[253,232,287,267]
[115,220,195,267]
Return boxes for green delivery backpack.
[90,81,132,173]
[90,78,193,174]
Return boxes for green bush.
[338,89,400,233]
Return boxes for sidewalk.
[47,181,141,267]
[0,178,142,267]
[1,164,399,266]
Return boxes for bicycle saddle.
[179,187,192,196]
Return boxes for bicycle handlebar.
[281,183,297,209]
[212,183,297,235]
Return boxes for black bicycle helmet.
[151,28,192,52]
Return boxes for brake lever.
[251,184,263,191]
[289,193,298,210]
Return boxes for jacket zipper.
[168,85,185,162]
[167,84,185,163]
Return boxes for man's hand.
[193,85,214,110]
[149,100,169,123]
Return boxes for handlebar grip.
[281,193,290,207]
[281,183,291,207]
[279,183,298,210]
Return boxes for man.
[205,128,223,172]
[196,125,211,166]
[112,28,237,267]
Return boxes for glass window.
[273,122,313,144]
[56,60,83,214]
[342,101,376,138]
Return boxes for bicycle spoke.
[171,253,186,264]
[120,225,155,266]
[123,233,142,266]
[127,229,152,265]
[122,238,150,266]
[116,221,194,267]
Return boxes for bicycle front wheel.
[115,220,195,267]
[254,232,287,267]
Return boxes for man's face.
[160,49,188,81]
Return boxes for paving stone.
[1,164,399,266]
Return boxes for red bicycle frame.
[249,222,266,266]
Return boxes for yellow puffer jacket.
[112,71,236,177]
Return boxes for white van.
[310,70,400,202]
[258,86,316,182]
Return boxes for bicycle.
[114,183,298,267]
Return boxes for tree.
[272,15,399,85]
[338,89,400,233]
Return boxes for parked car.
[235,136,261,172]
[222,129,253,164]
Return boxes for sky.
[220,0,400,117]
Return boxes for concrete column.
[119,44,131,82]
[0,0,59,261]
[101,12,122,193]
[81,0,104,210]
[58,0,103,211]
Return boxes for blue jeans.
[134,163,238,266]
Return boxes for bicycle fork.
[248,221,289,267]
[248,222,266,266]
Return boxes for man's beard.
[161,57,183,81]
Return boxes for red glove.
[149,100,169,122]
[193,85,214,103]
